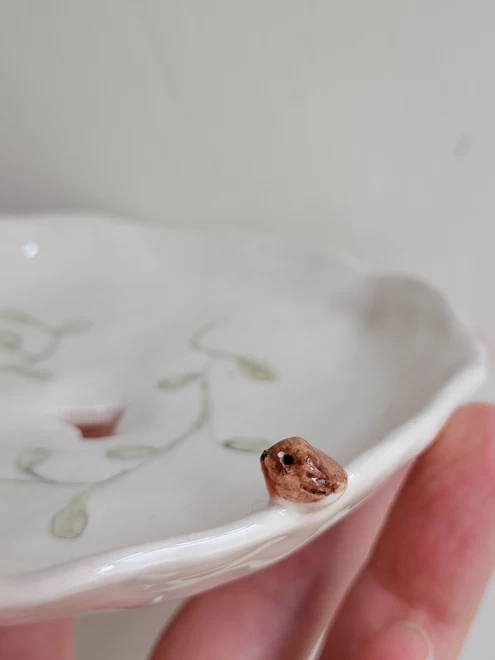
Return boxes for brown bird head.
[260,437,347,504]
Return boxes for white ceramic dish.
[0,213,486,623]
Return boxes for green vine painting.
[157,324,277,454]
[0,308,90,379]
[1,322,278,540]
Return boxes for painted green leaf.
[157,372,202,390]
[0,329,22,351]
[12,365,52,380]
[236,357,277,382]
[0,309,35,324]
[51,495,88,539]
[17,447,52,472]
[106,445,156,460]
[27,368,52,380]
[56,319,91,335]
[223,437,268,453]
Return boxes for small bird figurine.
[260,436,347,504]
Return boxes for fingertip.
[358,621,433,660]
[444,402,495,440]
[423,402,495,473]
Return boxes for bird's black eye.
[282,454,294,465]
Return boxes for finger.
[276,468,408,660]
[322,403,495,660]
[0,620,74,660]
[150,470,407,660]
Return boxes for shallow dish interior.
[0,215,482,581]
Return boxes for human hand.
[2,403,495,659]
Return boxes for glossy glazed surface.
[0,214,485,622]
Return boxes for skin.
[2,403,495,659]
[260,436,347,503]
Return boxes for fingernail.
[363,620,433,659]
[388,621,433,659]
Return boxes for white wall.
[1,2,494,658]
[0,3,493,240]
[2,1,495,322]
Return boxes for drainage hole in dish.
[58,407,125,439]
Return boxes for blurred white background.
[1,1,494,657]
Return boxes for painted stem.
[50,376,212,538]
